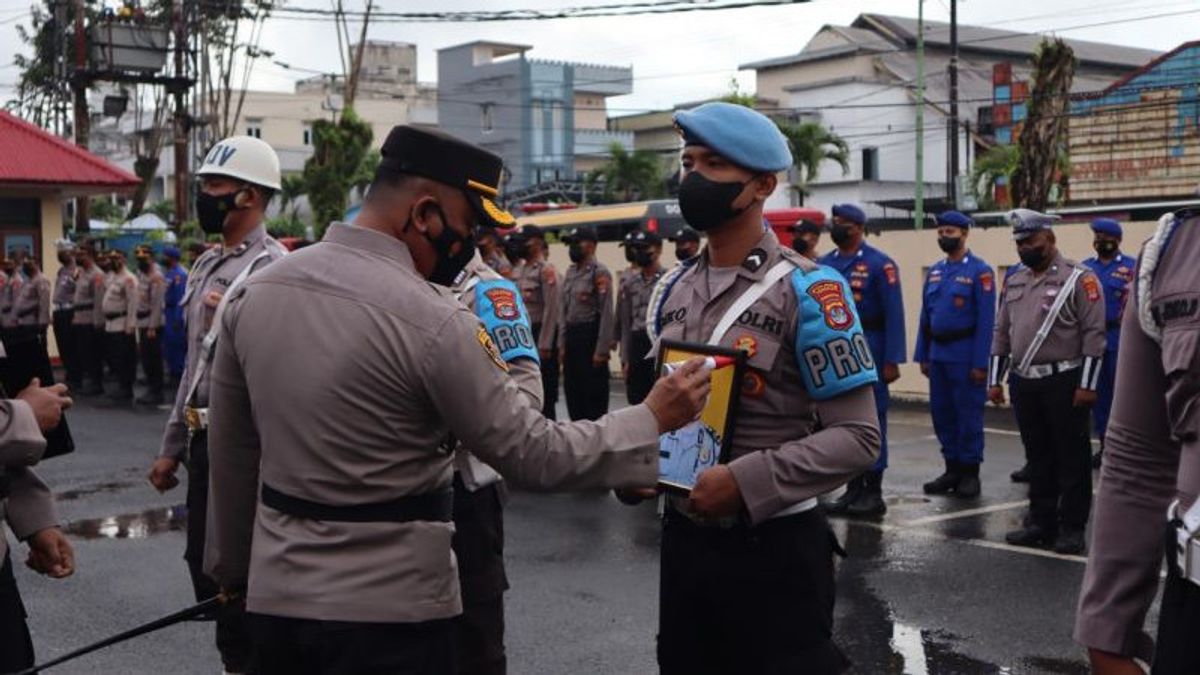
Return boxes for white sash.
[707,260,796,346]
[1017,266,1083,374]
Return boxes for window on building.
[481,103,493,133]
[862,146,879,181]
[303,123,313,146]
[246,119,263,139]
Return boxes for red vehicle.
[763,208,825,247]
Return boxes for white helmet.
[197,135,282,191]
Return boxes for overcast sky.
[2,0,1198,115]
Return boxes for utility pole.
[948,0,960,208]
[72,0,90,233]
[172,0,188,227]
[914,0,925,229]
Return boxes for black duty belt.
[105,311,126,320]
[931,327,976,344]
[75,303,93,310]
[136,310,151,319]
[16,307,37,318]
[860,316,885,332]
[261,483,453,523]
[1107,320,1121,331]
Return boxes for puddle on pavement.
[62,505,187,540]
[56,480,140,502]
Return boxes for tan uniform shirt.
[992,252,1106,368]
[619,266,663,364]
[613,266,638,349]
[203,223,658,624]
[483,250,513,279]
[136,266,167,329]
[71,266,105,326]
[1075,212,1200,660]
[0,399,58,565]
[101,269,138,333]
[655,230,881,524]
[514,257,561,351]
[158,226,287,460]
[558,259,615,360]
[14,272,50,327]
[53,264,77,310]
[451,255,544,491]
[97,271,114,328]
[0,272,21,329]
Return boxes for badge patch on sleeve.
[793,268,878,400]
[477,325,510,372]
[475,278,539,364]
[1082,275,1101,302]
[734,334,758,357]
[883,262,899,286]
[485,287,519,320]
[806,280,854,331]
[980,272,994,293]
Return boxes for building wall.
[754,53,879,104]
[438,45,528,190]
[574,93,609,131]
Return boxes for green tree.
[777,121,849,202]
[278,174,307,223]
[969,144,1021,210]
[302,107,373,237]
[719,77,757,108]
[1011,38,1076,210]
[590,142,664,203]
[147,200,175,223]
[89,198,125,224]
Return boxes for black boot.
[954,462,981,498]
[1053,527,1086,555]
[1005,522,1056,549]
[1010,463,1031,483]
[846,471,887,517]
[825,476,863,516]
[923,459,960,495]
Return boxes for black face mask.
[1018,246,1049,269]
[624,246,636,264]
[137,260,151,272]
[633,249,654,267]
[677,171,750,232]
[937,236,963,254]
[196,190,242,234]
[21,264,35,277]
[504,243,525,263]
[830,223,855,247]
[791,237,811,255]
[1094,240,1119,257]
[568,243,585,264]
[675,247,693,261]
[421,206,476,287]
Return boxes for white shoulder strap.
[1137,212,1179,344]
[707,260,796,346]
[184,251,272,407]
[1017,265,1084,373]
[454,275,481,303]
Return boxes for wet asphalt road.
[12,386,1140,674]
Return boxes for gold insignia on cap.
[481,197,516,226]
[467,179,499,198]
[477,325,509,372]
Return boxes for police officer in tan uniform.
[146,135,288,675]
[72,245,106,395]
[134,245,167,405]
[202,125,709,675]
[988,208,1106,555]
[631,101,881,674]
[0,257,21,342]
[101,249,139,402]
[516,225,561,419]
[477,228,514,279]
[13,257,51,340]
[52,240,80,387]
[1075,207,1200,675]
[617,230,664,405]
[558,226,615,421]
[0,382,75,673]
[613,231,640,358]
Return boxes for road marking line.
[899,500,1029,527]
[889,433,940,447]
[846,519,1089,564]
[984,427,1023,437]
[891,419,1022,437]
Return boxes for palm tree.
[591,142,664,203]
[278,174,307,223]
[1011,38,1076,210]
[969,144,1020,210]
[777,121,850,203]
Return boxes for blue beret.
[1090,218,1123,237]
[163,246,181,259]
[673,102,792,173]
[936,210,973,229]
[1006,208,1060,241]
[831,203,866,225]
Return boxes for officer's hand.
[1073,388,1098,408]
[969,368,987,385]
[688,466,742,519]
[881,363,901,384]
[1088,649,1144,675]
[16,378,72,431]
[25,527,74,578]
[614,486,658,505]
[988,386,1006,405]
[148,456,181,492]
[919,362,930,377]
[644,356,712,433]
[592,354,609,368]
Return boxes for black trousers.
[74,324,103,387]
[0,552,35,673]
[249,614,456,675]
[1153,524,1200,675]
[1011,370,1093,531]
[52,309,77,384]
[658,508,850,675]
[625,329,655,405]
[562,321,609,421]
[531,323,558,420]
[138,327,164,396]
[104,331,137,395]
[451,477,508,675]
[185,432,257,672]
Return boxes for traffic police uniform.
[558,226,615,421]
[161,247,189,382]
[819,203,906,512]
[913,211,996,496]
[649,102,881,675]
[1081,217,1133,453]
[203,126,663,674]
[134,248,167,404]
[1074,208,1200,674]
[613,231,639,366]
[100,254,138,400]
[617,230,663,405]
[72,257,106,394]
[52,240,80,386]
[989,209,1106,552]
[450,254,543,675]
[515,225,562,420]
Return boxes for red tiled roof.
[0,110,139,189]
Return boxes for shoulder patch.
[883,262,899,286]
[792,268,879,400]
[595,273,610,294]
[476,325,510,372]
[1082,274,1101,302]
[806,280,854,331]
[980,272,994,293]
[743,248,767,273]
[542,266,557,285]
[474,278,539,365]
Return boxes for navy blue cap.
[630,230,662,246]
[831,203,866,225]
[618,231,636,247]
[163,245,181,259]
[564,226,597,243]
[936,210,973,229]
[1006,208,1060,241]
[1090,218,1123,238]
[520,225,546,240]
[791,218,822,234]
[673,102,792,173]
[673,226,700,243]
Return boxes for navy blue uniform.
[162,262,188,379]
[1081,252,1133,444]
[819,243,906,472]
[914,253,996,467]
